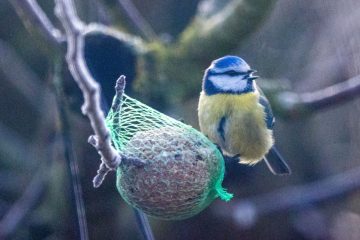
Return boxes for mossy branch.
[178,0,278,62]
[136,0,279,104]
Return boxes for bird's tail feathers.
[264,146,291,175]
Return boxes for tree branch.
[178,0,277,62]
[273,74,360,118]
[89,76,145,187]
[9,0,65,47]
[55,0,145,188]
[55,0,121,176]
[134,209,155,240]
[53,4,153,239]
[54,0,154,234]
[217,166,360,228]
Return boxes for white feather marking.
[253,82,260,94]
[208,75,249,92]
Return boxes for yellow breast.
[198,91,274,164]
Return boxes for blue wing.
[259,93,275,129]
[258,88,291,175]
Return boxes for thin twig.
[116,0,157,41]
[9,0,64,47]
[90,76,146,186]
[111,75,126,112]
[134,209,155,240]
[53,58,89,240]
[89,75,127,187]
[219,166,360,228]
[275,74,360,118]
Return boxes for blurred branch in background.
[178,0,278,62]
[87,0,113,25]
[10,0,360,122]
[131,0,282,105]
[216,165,360,228]
[53,59,90,240]
[116,0,157,41]
[0,161,52,239]
[0,122,31,169]
[0,66,58,239]
[0,40,51,113]
[274,74,360,118]
[9,0,64,47]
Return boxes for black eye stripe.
[209,69,253,77]
[224,70,242,76]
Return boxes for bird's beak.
[248,69,259,80]
[248,76,259,80]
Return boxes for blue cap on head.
[203,55,258,95]
[209,55,250,74]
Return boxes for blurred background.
[1,0,360,239]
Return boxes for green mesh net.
[106,94,232,220]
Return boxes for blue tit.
[198,56,291,175]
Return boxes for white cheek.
[209,75,248,92]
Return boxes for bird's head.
[202,56,259,95]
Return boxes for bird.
[198,55,291,175]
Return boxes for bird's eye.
[224,70,241,76]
